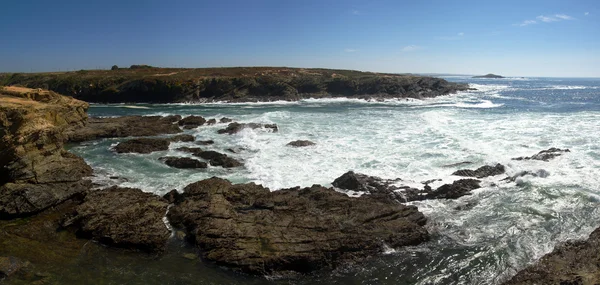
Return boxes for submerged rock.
[168,134,195,142]
[114,138,170,154]
[512,148,570,162]
[160,157,207,169]
[176,147,204,156]
[452,164,505,178]
[61,186,170,252]
[287,140,316,147]
[65,115,182,143]
[196,140,214,145]
[178,115,206,129]
[504,227,600,285]
[206,118,217,125]
[167,177,429,275]
[217,122,279,134]
[196,151,243,168]
[219,117,233,123]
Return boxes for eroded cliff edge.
[0,67,469,103]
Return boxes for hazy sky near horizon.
[1,0,599,77]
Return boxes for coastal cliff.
[0,67,469,103]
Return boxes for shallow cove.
[58,77,600,284]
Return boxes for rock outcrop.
[113,138,170,154]
[160,157,207,169]
[196,151,243,168]
[512,148,570,162]
[287,140,316,147]
[61,186,170,252]
[178,115,206,129]
[452,164,505,178]
[217,122,279,135]
[473,74,504,79]
[167,177,429,275]
[64,115,182,143]
[504,227,600,285]
[0,87,92,218]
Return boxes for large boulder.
[61,186,171,252]
[114,138,170,154]
[0,87,92,217]
[178,115,206,129]
[160,157,207,169]
[65,115,182,143]
[452,164,505,178]
[196,151,243,168]
[504,227,600,285]
[287,140,316,147]
[167,178,429,275]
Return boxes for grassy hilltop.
[0,66,469,103]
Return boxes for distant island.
[472,73,504,79]
[0,66,469,103]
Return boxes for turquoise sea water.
[67,76,600,284]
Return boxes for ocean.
[67,76,600,284]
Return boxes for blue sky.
[1,0,598,77]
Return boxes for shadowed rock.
[452,164,505,178]
[167,177,429,275]
[176,147,203,156]
[65,115,182,143]
[0,256,31,279]
[160,157,207,169]
[512,148,570,162]
[217,122,279,134]
[220,117,233,123]
[287,140,316,147]
[178,116,206,129]
[196,140,214,145]
[206,118,217,125]
[61,186,170,252]
[168,134,195,142]
[114,138,170,154]
[196,151,243,168]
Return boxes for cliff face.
[0,67,469,103]
[0,86,92,218]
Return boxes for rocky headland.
[0,66,469,103]
[472,73,505,79]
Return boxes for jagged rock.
[332,171,399,193]
[176,147,203,156]
[217,122,279,134]
[167,177,429,275]
[178,116,206,129]
[196,140,214,145]
[206,118,217,125]
[452,164,505,178]
[114,138,170,154]
[169,134,195,142]
[421,179,481,200]
[287,140,316,147]
[219,117,233,123]
[65,115,182,143]
[504,227,600,285]
[512,148,570,162]
[0,87,92,217]
[163,189,183,204]
[160,157,207,169]
[61,186,170,252]
[196,151,243,168]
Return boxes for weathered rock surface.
[167,177,429,275]
[217,122,278,134]
[0,256,31,279]
[197,151,243,168]
[0,87,92,217]
[114,138,170,154]
[61,186,170,252]
[178,115,206,129]
[452,164,505,178]
[504,227,600,285]
[332,171,481,202]
[512,148,570,162]
[169,134,195,142]
[160,157,207,169]
[65,115,182,142]
[287,140,316,147]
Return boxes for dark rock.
[452,164,505,178]
[512,148,570,162]
[163,189,183,204]
[287,140,316,147]
[114,138,170,154]
[196,140,214,145]
[217,122,279,135]
[167,177,429,275]
[169,134,195,142]
[176,147,204,156]
[332,171,399,193]
[423,179,481,200]
[504,227,600,285]
[206,118,217,125]
[226,147,246,154]
[472,74,504,79]
[65,115,182,143]
[160,157,207,169]
[61,186,170,252]
[178,116,206,129]
[219,117,233,123]
[197,151,243,168]
[0,256,31,279]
